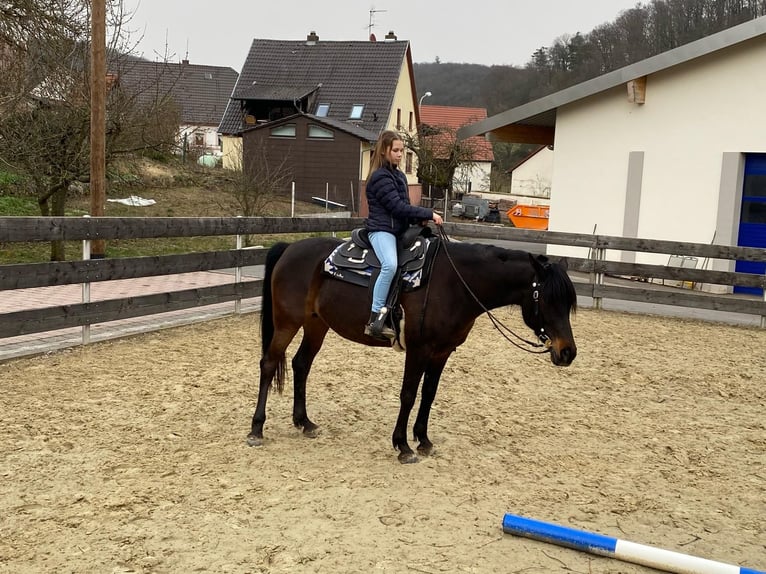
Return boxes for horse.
[248,230,578,463]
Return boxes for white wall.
[179,125,221,154]
[511,147,553,198]
[454,161,492,193]
[550,36,766,271]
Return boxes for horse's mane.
[543,259,578,313]
[444,242,576,311]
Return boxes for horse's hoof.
[417,445,434,457]
[246,433,263,447]
[303,426,320,439]
[398,452,419,464]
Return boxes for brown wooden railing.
[1,216,764,341]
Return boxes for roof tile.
[420,105,494,161]
[115,60,238,126]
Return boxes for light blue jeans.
[368,230,398,312]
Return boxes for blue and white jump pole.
[502,513,764,574]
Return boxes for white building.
[460,17,766,293]
[420,105,494,193]
[509,145,553,199]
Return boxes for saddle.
[323,226,438,292]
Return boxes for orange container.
[506,204,549,230]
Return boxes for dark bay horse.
[248,232,578,463]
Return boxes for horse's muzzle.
[550,344,576,366]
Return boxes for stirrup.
[365,308,395,340]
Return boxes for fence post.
[235,215,243,314]
[591,238,605,310]
[81,215,91,344]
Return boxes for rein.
[435,226,550,355]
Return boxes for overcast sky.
[120,0,641,70]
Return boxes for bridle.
[435,226,551,355]
[531,280,552,348]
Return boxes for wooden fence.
[1,216,764,343]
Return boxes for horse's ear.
[558,257,569,271]
[529,253,550,277]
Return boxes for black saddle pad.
[323,227,438,290]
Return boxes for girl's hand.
[432,212,444,226]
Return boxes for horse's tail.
[260,241,290,394]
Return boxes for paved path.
[0,270,261,362]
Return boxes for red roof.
[419,105,494,162]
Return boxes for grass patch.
[0,196,38,216]
[1,181,348,264]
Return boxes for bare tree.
[222,144,293,245]
[0,0,180,260]
[402,123,480,199]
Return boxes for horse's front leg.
[291,318,329,438]
[413,354,450,457]
[392,353,427,463]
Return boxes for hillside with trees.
[415,0,766,115]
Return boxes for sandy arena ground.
[1,307,764,573]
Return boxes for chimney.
[385,30,397,41]
[306,31,319,45]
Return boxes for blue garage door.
[735,153,766,295]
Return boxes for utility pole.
[90,0,106,257]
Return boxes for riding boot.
[364,308,395,340]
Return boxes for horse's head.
[521,254,578,366]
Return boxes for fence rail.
[0,216,764,343]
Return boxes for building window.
[396,108,401,129]
[270,124,296,138]
[194,132,205,147]
[316,103,330,117]
[408,111,413,131]
[349,104,364,119]
[405,151,413,174]
[308,124,334,139]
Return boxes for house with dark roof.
[419,105,494,193]
[459,16,766,294]
[115,59,238,156]
[218,31,421,210]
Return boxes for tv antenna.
[368,6,387,37]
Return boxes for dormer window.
[349,104,364,120]
[316,103,330,117]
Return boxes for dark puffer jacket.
[365,162,434,237]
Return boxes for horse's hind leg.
[248,327,300,446]
[413,354,450,457]
[291,316,329,438]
